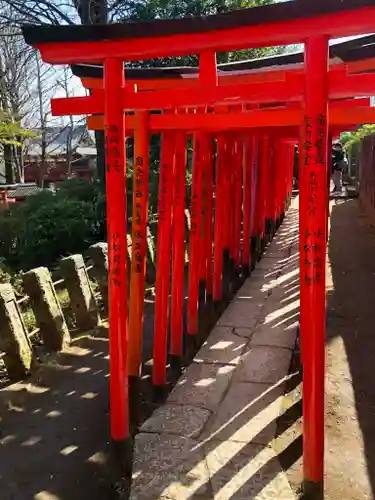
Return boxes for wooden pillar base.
[198,280,206,307]
[243,264,250,279]
[185,333,200,359]
[128,376,141,432]
[222,248,231,301]
[152,384,167,404]
[112,436,133,479]
[170,354,183,379]
[302,480,324,500]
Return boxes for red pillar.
[187,132,203,340]
[265,139,274,243]
[250,139,260,265]
[274,141,283,226]
[198,132,209,304]
[128,111,149,383]
[198,51,217,305]
[229,139,236,281]
[213,135,225,303]
[301,36,329,498]
[269,141,280,235]
[242,135,254,277]
[170,130,187,363]
[222,135,232,300]
[327,134,332,242]
[153,131,174,391]
[104,59,129,448]
[285,143,294,215]
[266,143,275,239]
[205,137,214,300]
[287,144,294,207]
[259,136,270,248]
[233,137,243,274]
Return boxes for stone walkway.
[130,200,300,500]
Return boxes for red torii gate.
[52,62,373,408]
[22,0,375,497]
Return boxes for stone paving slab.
[232,326,257,339]
[201,381,285,446]
[254,259,284,272]
[260,299,300,329]
[130,434,210,500]
[167,362,236,410]
[129,205,299,499]
[235,346,293,385]
[237,278,277,295]
[250,322,298,350]
[216,299,264,329]
[236,278,275,296]
[194,327,248,365]
[140,404,212,438]
[251,268,283,281]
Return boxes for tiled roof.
[6,185,43,199]
[25,125,95,157]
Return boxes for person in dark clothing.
[331,142,345,193]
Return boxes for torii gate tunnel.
[22,1,375,497]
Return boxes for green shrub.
[0,257,24,295]
[20,197,97,269]
[0,188,99,271]
[57,178,99,202]
[0,158,192,275]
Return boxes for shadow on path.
[325,198,375,499]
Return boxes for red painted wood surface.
[36,6,375,64]
[104,59,129,441]
[300,36,329,488]
[128,111,150,378]
[171,129,187,357]
[153,131,174,387]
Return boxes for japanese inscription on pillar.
[105,123,124,288]
[159,136,173,230]
[105,125,121,174]
[302,113,327,286]
[111,232,122,287]
[133,155,146,274]
[173,136,185,213]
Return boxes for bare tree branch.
[0,0,76,25]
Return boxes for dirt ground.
[277,197,375,500]
[0,292,165,500]
[0,271,220,500]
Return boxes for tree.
[0,112,33,145]
[55,66,76,176]
[0,25,32,181]
[341,125,375,153]
[0,19,60,183]
[122,0,283,66]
